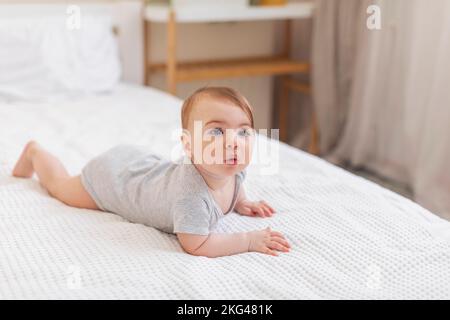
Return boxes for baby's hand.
[235,200,275,218]
[248,227,290,256]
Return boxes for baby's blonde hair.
[181,87,254,130]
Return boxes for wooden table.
[142,2,318,151]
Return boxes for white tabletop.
[144,2,314,23]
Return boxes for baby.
[12,87,290,258]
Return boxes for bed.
[1,3,450,300]
[1,82,450,299]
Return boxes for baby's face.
[183,95,254,178]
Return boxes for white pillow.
[0,14,121,102]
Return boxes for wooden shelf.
[148,56,309,82]
[145,2,314,23]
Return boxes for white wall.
[113,1,145,85]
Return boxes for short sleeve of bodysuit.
[172,196,212,235]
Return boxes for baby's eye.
[238,128,253,137]
[208,127,224,136]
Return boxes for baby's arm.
[177,227,290,258]
[177,232,249,258]
[234,186,276,218]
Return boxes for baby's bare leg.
[13,141,99,210]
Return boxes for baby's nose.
[225,130,238,149]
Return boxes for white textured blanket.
[1,83,449,299]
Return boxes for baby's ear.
[181,129,192,158]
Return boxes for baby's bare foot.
[12,140,38,178]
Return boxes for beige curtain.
[312,0,450,219]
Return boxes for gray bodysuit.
[80,144,246,235]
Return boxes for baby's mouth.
[224,155,238,165]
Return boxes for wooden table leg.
[142,19,150,86]
[308,110,320,155]
[280,77,319,154]
[283,20,292,58]
[279,76,290,142]
[167,10,177,95]
[278,19,292,142]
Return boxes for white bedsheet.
[1,83,449,299]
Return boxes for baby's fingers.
[269,240,290,252]
[270,231,286,239]
[251,206,266,217]
[264,247,279,256]
[262,205,274,216]
[270,232,291,248]
[272,236,291,249]
[256,201,273,216]
[261,201,276,213]
[240,206,254,216]
[261,206,273,217]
